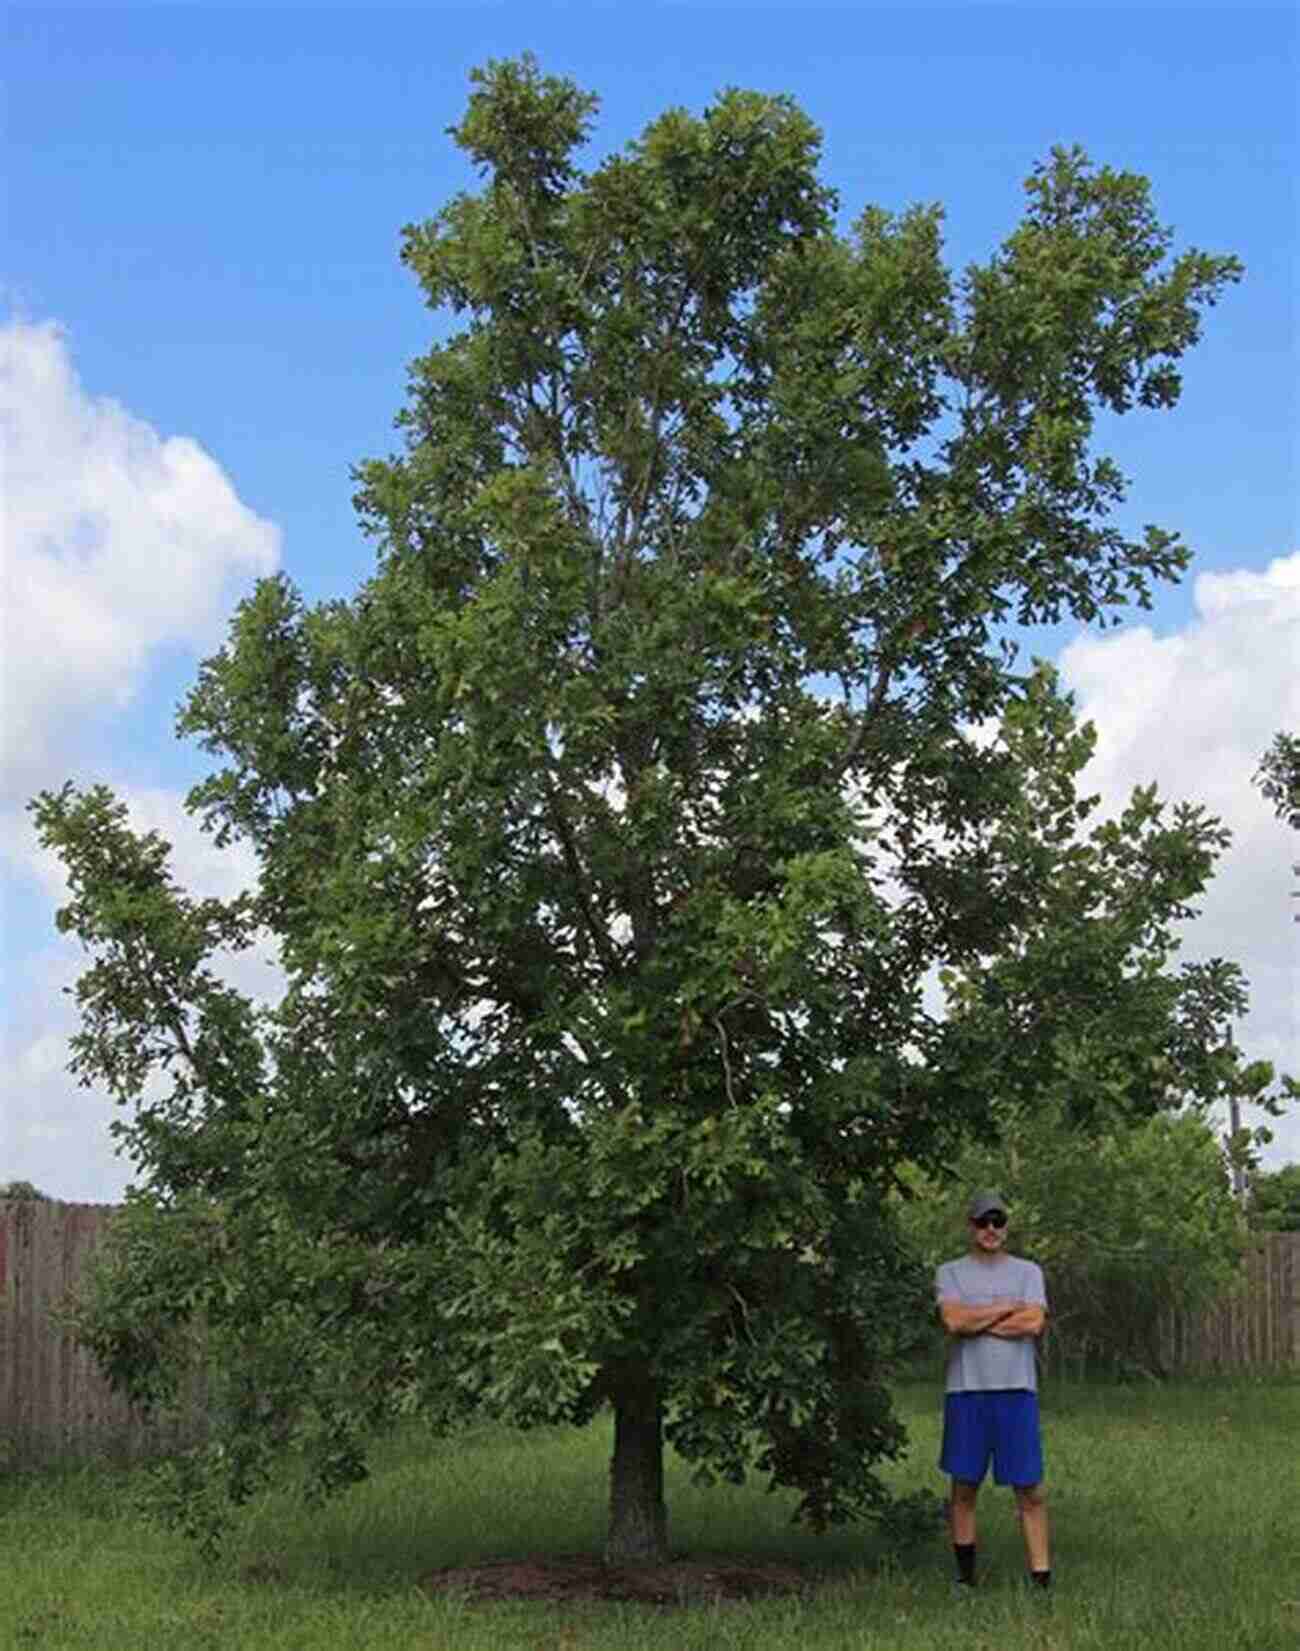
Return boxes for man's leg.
[1014,1483,1050,1577]
[950,1477,980,1546]
[949,1479,980,1586]
[992,1391,1050,1584]
[940,1394,989,1586]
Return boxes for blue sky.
[3,4,1297,1198]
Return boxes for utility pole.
[1226,1090,1247,1202]
[1224,1027,1248,1204]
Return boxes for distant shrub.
[0,1179,53,1200]
[1247,1163,1300,1232]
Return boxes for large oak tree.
[38,58,1245,1563]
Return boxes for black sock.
[953,1543,976,1584]
[1030,1568,1051,1588]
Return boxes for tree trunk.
[606,1362,668,1565]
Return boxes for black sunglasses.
[972,1212,1007,1230]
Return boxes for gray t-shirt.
[934,1253,1047,1394]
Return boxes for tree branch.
[613,287,692,566]
[543,771,622,978]
[829,650,899,785]
[713,1016,739,1107]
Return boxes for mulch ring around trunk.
[419,1552,817,1608]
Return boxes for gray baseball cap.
[968,1190,1008,1220]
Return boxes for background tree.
[1255,732,1300,832]
[1255,730,1300,921]
[36,58,1244,1563]
[0,1180,52,1200]
[895,1103,1246,1377]
[1247,1163,1300,1233]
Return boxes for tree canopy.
[37,58,1250,1564]
[1255,730,1300,922]
[1247,1163,1300,1233]
[0,1180,52,1201]
[1255,732,1300,833]
[897,1102,1248,1377]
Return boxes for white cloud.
[1,318,281,1199]
[1059,552,1300,1170]
[3,940,127,1201]
[0,318,280,810]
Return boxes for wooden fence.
[0,1199,209,1470]
[1159,1231,1300,1372]
[3,1202,1298,1470]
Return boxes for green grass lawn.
[4,1377,1297,1650]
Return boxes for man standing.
[935,1191,1051,1591]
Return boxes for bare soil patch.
[419,1551,817,1608]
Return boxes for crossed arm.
[938,1298,1047,1339]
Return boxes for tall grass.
[4,1377,1297,1649]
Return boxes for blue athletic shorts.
[940,1390,1043,1487]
